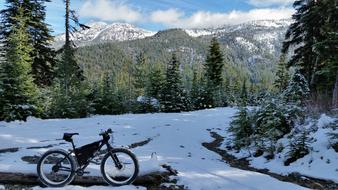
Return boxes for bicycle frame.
[56,134,122,174]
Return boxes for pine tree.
[205,37,224,87]
[282,0,323,86]
[1,0,56,86]
[27,0,56,86]
[313,0,338,108]
[146,63,164,101]
[228,106,253,150]
[190,69,212,110]
[239,80,248,106]
[50,0,88,118]
[161,53,185,112]
[93,73,124,115]
[285,129,313,166]
[274,54,289,92]
[204,37,224,107]
[283,0,338,107]
[283,70,310,106]
[133,52,148,96]
[0,4,39,121]
[228,79,252,150]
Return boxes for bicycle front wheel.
[37,149,76,187]
[100,148,139,186]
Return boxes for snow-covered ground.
[0,108,317,189]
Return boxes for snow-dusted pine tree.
[161,53,185,112]
[285,129,313,165]
[228,106,253,150]
[274,54,289,92]
[283,69,310,106]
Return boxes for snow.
[235,37,258,52]
[184,29,214,37]
[33,185,145,190]
[225,113,338,182]
[136,96,159,107]
[54,22,155,43]
[0,108,311,189]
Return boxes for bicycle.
[36,128,139,187]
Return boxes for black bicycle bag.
[75,141,100,166]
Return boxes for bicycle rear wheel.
[100,148,139,186]
[37,149,76,187]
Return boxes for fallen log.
[0,170,172,187]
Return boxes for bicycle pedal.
[83,171,90,174]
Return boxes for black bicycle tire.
[37,149,76,187]
[100,148,139,186]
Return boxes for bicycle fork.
[106,143,123,169]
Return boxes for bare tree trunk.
[332,72,338,109]
[65,0,70,47]
[64,0,70,96]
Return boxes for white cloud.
[79,0,142,23]
[150,8,294,29]
[247,0,294,7]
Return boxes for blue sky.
[0,0,294,34]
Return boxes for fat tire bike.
[36,128,139,187]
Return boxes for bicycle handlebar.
[99,128,113,136]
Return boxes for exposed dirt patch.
[26,142,66,150]
[202,131,338,190]
[0,148,19,154]
[128,138,153,149]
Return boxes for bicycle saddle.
[63,133,79,142]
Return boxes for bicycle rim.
[39,152,74,186]
[102,151,137,185]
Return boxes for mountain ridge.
[53,19,292,46]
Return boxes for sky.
[0,0,295,34]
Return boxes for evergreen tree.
[133,52,148,95]
[274,54,289,92]
[255,99,289,142]
[27,0,56,86]
[228,107,253,150]
[283,70,310,106]
[205,37,224,87]
[93,73,124,115]
[239,80,248,106]
[313,0,338,108]
[50,0,88,118]
[228,83,252,150]
[0,4,39,121]
[161,53,185,112]
[190,69,212,110]
[146,63,164,101]
[1,0,56,86]
[282,0,323,86]
[283,0,338,107]
[285,129,313,165]
[204,37,224,107]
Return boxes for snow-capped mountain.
[54,22,155,45]
[184,19,292,37]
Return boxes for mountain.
[60,19,292,88]
[53,19,291,51]
[53,22,156,48]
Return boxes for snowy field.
[0,108,329,190]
